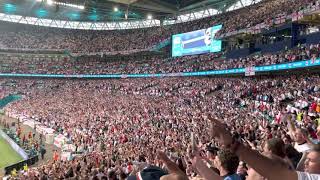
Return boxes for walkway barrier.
[4,156,39,175]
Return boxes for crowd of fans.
[217,0,317,34]
[0,72,319,179]
[0,0,320,179]
[0,43,319,74]
[0,0,318,54]
[0,24,162,53]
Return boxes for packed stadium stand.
[0,0,320,179]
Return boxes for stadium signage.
[0,59,319,78]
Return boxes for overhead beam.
[131,0,178,14]
[178,0,236,12]
[105,0,139,5]
[106,0,177,14]
[179,0,212,11]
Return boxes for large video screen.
[172,25,222,57]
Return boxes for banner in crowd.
[291,11,304,21]
[5,111,34,123]
[60,152,72,161]
[275,15,286,25]
[6,110,73,149]
[22,119,56,145]
[54,134,67,148]
[245,67,255,76]
[22,119,55,134]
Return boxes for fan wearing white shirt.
[286,114,312,153]
[294,129,312,153]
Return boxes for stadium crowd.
[217,0,317,34]
[0,43,319,74]
[0,0,320,179]
[0,0,318,53]
[0,72,319,179]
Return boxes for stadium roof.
[0,0,261,30]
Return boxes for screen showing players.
[172,25,222,57]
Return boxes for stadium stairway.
[0,95,22,109]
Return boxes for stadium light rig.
[47,0,53,5]
[44,0,85,10]
[54,2,85,10]
[114,7,118,12]
[147,14,152,19]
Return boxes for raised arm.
[235,142,297,180]
[209,116,298,180]
[192,155,223,180]
[284,113,296,139]
[157,151,189,180]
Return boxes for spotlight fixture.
[47,0,53,5]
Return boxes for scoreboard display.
[172,25,222,57]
